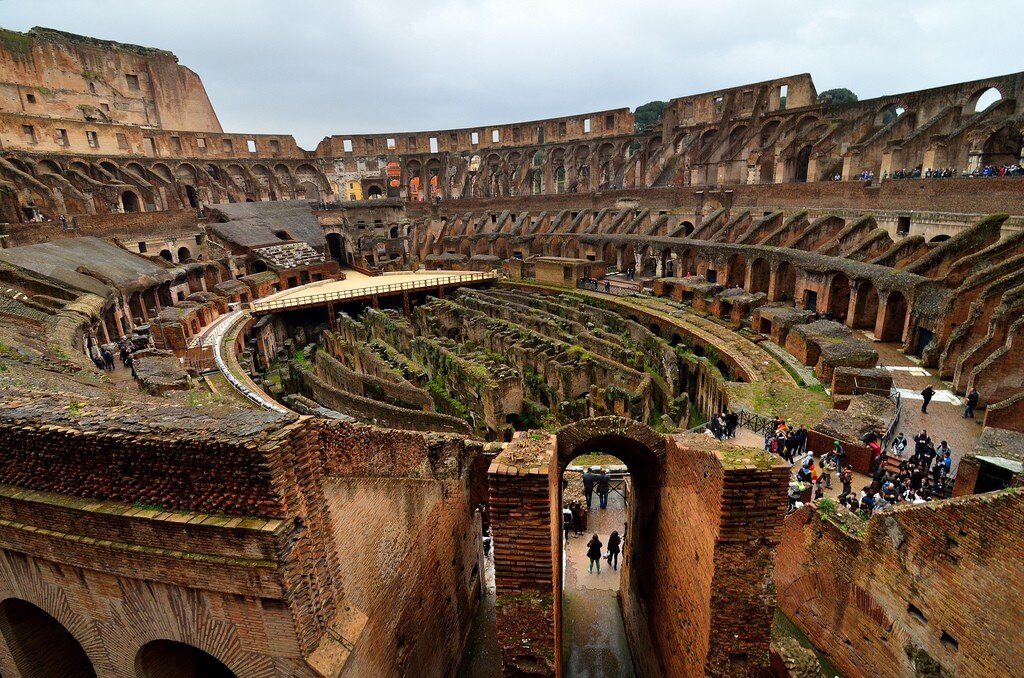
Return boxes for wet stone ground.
[562,489,635,678]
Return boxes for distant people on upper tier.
[849,165,1024,182]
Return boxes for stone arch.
[38,159,64,175]
[828,272,852,321]
[0,598,96,678]
[99,160,120,177]
[728,124,748,145]
[874,102,908,127]
[852,280,879,330]
[175,163,198,183]
[177,246,191,262]
[134,639,238,678]
[296,181,319,201]
[980,125,1023,167]
[760,120,781,145]
[795,114,820,137]
[773,260,796,302]
[552,417,664,669]
[121,190,142,213]
[965,86,1004,113]
[680,220,695,237]
[879,290,908,342]
[749,257,770,294]
[149,163,173,183]
[726,253,746,288]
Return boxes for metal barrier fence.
[577,278,645,297]
[249,271,497,313]
[881,387,903,452]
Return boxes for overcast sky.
[4,1,1020,148]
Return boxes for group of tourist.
[836,430,954,514]
[581,467,613,509]
[92,340,136,378]
[707,411,739,440]
[835,164,1023,182]
[585,530,623,574]
[884,165,1024,179]
[763,417,810,463]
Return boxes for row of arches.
[1,154,332,222]
[0,598,236,677]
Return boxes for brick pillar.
[487,458,553,596]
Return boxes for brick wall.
[775,490,1024,677]
[488,461,554,595]
[0,415,288,517]
[626,435,790,677]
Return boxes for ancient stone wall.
[296,363,472,434]
[0,27,222,132]
[775,490,1024,677]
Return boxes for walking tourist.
[587,534,603,574]
[964,387,979,419]
[606,530,622,571]
[596,468,611,509]
[921,385,935,413]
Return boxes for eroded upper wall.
[316,107,635,157]
[662,74,818,128]
[0,26,221,132]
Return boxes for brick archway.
[555,416,664,472]
[552,417,665,676]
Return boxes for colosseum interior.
[0,23,1022,678]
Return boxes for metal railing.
[248,271,497,313]
[735,408,776,436]
[881,387,903,452]
[577,278,644,297]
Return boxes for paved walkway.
[562,491,635,678]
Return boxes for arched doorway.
[177,246,191,262]
[827,273,851,321]
[749,258,770,294]
[794,146,812,183]
[122,191,141,213]
[159,249,173,262]
[297,181,320,202]
[981,126,1023,167]
[0,598,96,678]
[184,185,199,209]
[726,253,746,288]
[135,639,237,678]
[554,417,664,676]
[879,291,908,342]
[326,232,343,263]
[773,261,796,302]
[852,280,879,330]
